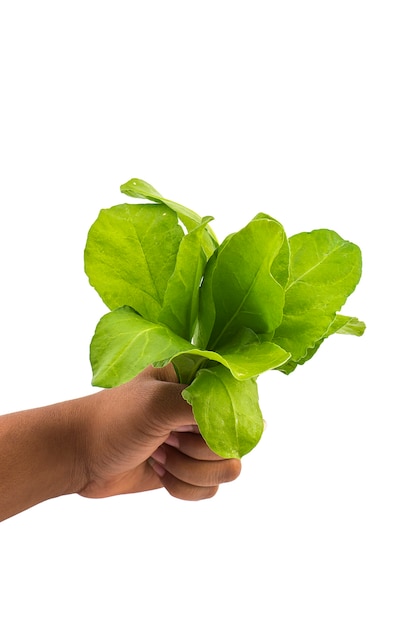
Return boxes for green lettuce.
[85,178,365,458]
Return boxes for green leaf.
[219,340,290,379]
[158,217,213,341]
[273,229,362,362]
[90,306,191,387]
[91,307,290,389]
[84,203,183,322]
[209,327,290,379]
[197,215,286,349]
[277,314,366,374]
[193,246,219,348]
[169,337,291,383]
[254,212,290,288]
[330,314,366,336]
[119,178,162,201]
[120,178,218,257]
[182,365,264,458]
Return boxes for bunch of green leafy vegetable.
[84,178,365,459]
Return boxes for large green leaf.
[197,215,286,349]
[90,306,191,387]
[120,178,218,257]
[273,229,362,362]
[158,217,213,341]
[182,365,264,458]
[84,203,183,322]
[91,306,291,388]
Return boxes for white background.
[0,1,415,624]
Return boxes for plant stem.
[171,354,207,385]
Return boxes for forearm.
[0,398,89,522]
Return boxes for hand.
[0,364,242,522]
[78,365,241,501]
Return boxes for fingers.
[152,443,240,487]
[149,462,220,501]
[165,431,220,461]
[137,365,243,501]
[148,437,241,501]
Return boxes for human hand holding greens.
[0,364,239,522]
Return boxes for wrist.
[56,394,98,497]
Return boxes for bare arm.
[0,396,88,521]
[0,365,241,522]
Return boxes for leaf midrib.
[285,241,347,293]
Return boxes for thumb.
[147,378,197,433]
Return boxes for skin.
[0,364,241,522]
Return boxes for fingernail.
[174,424,199,433]
[151,446,167,465]
[165,433,180,448]
[148,458,166,478]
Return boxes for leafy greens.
[84,179,365,458]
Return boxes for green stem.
[171,354,207,385]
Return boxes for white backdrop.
[1,2,415,624]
